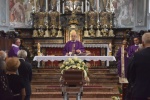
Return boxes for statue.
[89,25,95,37]
[57,26,63,37]
[37,43,41,56]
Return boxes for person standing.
[63,30,85,56]
[116,39,129,78]
[17,50,32,100]
[127,33,150,99]
[128,37,140,58]
[8,38,21,57]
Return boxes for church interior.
[0,0,150,100]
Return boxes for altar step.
[31,91,119,98]
[31,68,120,98]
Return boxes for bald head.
[142,33,150,47]
[70,30,77,41]
[0,50,7,60]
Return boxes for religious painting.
[9,0,33,27]
[0,0,7,26]
[112,0,134,27]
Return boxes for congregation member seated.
[6,57,25,100]
[63,30,85,56]
[17,50,32,100]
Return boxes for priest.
[63,30,85,56]
[8,38,21,57]
[116,39,129,78]
[128,37,140,58]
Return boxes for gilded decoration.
[31,0,115,39]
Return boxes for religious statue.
[37,43,41,56]
[96,25,102,37]
[57,26,63,37]
[89,25,95,37]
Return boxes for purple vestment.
[116,47,129,77]
[63,41,85,55]
[128,45,139,57]
[8,44,20,57]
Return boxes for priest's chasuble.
[63,41,85,55]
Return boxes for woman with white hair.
[17,50,32,100]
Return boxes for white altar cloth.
[33,56,116,66]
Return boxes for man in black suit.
[17,50,32,100]
[127,33,150,100]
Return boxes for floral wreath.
[60,57,88,78]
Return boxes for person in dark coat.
[127,33,150,100]
[17,50,32,100]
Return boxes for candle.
[97,0,99,12]
[46,0,48,11]
[85,0,87,12]
[63,3,64,14]
[34,0,36,11]
[82,2,83,13]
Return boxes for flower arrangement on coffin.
[60,57,89,83]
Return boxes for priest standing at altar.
[116,39,129,78]
[128,37,140,58]
[63,31,85,56]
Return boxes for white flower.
[72,65,76,68]
[60,65,64,68]
[68,58,72,61]
[77,63,80,66]
[73,57,78,61]
[70,60,74,64]
[65,62,69,65]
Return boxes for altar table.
[33,56,116,67]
